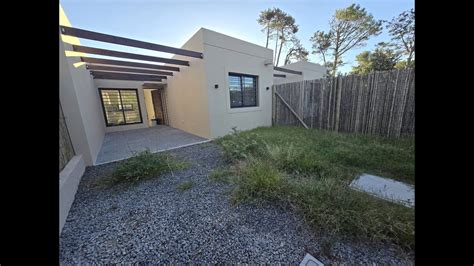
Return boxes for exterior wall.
[202,29,274,138]
[143,89,157,127]
[93,79,151,133]
[60,6,105,166]
[60,154,85,234]
[273,61,327,85]
[165,29,210,138]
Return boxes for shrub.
[109,150,188,184]
[217,128,267,161]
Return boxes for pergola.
[60,26,203,85]
[61,26,301,83]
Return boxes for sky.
[61,0,414,74]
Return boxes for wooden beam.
[91,71,166,79]
[273,74,286,78]
[274,66,303,75]
[73,45,189,66]
[92,72,163,82]
[81,57,180,72]
[60,26,203,58]
[274,91,309,129]
[142,83,164,89]
[86,65,173,76]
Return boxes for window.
[228,73,258,108]
[99,88,143,126]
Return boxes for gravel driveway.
[60,142,413,264]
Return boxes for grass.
[95,150,189,187]
[209,168,234,183]
[177,181,195,191]
[216,126,414,252]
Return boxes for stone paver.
[350,173,414,207]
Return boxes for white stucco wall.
[202,29,274,138]
[165,29,210,138]
[60,6,105,166]
[273,61,327,85]
[93,79,151,133]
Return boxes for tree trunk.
[276,34,285,66]
[274,30,279,65]
[332,55,338,77]
[406,50,413,68]
[265,26,270,48]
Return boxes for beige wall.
[273,61,327,85]
[202,29,274,138]
[93,79,152,133]
[165,29,210,138]
[60,6,105,166]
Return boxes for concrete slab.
[300,253,324,266]
[95,125,208,165]
[350,173,414,207]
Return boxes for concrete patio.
[95,125,209,165]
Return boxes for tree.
[351,45,400,75]
[386,9,415,68]
[310,31,332,67]
[273,11,298,66]
[283,37,309,65]
[257,8,278,48]
[310,4,382,76]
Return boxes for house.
[59,5,326,233]
[273,61,327,85]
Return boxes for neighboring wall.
[166,30,210,138]
[93,80,150,133]
[273,61,327,85]
[202,29,274,138]
[60,6,105,166]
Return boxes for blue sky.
[61,0,414,73]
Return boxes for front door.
[151,90,165,125]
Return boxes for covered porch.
[95,125,208,165]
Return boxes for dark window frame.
[228,72,258,108]
[98,88,143,127]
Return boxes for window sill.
[227,106,262,114]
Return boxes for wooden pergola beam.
[81,57,180,72]
[60,25,203,58]
[73,45,189,66]
[142,83,164,89]
[91,71,167,79]
[273,74,286,78]
[86,65,173,76]
[274,66,303,75]
[92,72,164,82]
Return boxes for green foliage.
[217,126,415,252]
[108,150,188,185]
[310,4,383,76]
[284,37,309,65]
[386,9,415,66]
[232,159,285,203]
[351,44,401,75]
[216,128,268,161]
[177,181,195,191]
[209,168,234,183]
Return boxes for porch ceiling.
[60,25,203,83]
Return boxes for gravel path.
[60,142,413,264]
